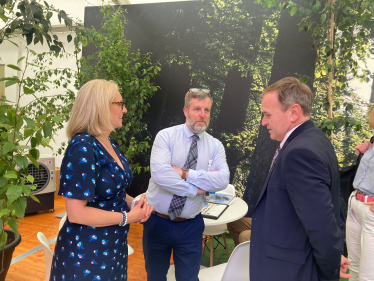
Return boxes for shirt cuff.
[186,169,199,197]
[186,169,197,184]
[187,183,198,197]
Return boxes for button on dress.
[50,133,133,281]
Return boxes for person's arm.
[284,148,343,280]
[355,141,372,156]
[65,194,152,226]
[150,131,199,197]
[185,142,230,193]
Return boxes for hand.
[137,198,153,224]
[355,141,372,156]
[127,194,150,224]
[171,166,183,177]
[197,188,207,195]
[340,255,352,279]
[363,201,374,213]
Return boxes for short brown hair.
[67,79,119,139]
[260,77,314,116]
[368,104,374,129]
[184,89,212,108]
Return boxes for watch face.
[182,168,189,171]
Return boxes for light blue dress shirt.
[353,143,374,196]
[146,124,230,219]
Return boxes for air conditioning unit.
[18,155,56,214]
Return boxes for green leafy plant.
[0,0,88,273]
[257,0,374,139]
[78,5,161,173]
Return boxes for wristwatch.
[182,168,189,181]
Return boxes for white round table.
[203,197,248,226]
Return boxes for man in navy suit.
[250,77,351,281]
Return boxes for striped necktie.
[168,134,199,220]
[270,146,280,171]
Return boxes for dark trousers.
[143,213,204,281]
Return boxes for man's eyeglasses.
[112,101,124,110]
[189,88,210,93]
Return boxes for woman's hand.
[127,194,153,224]
[355,141,372,156]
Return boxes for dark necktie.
[168,134,199,220]
[270,146,281,171]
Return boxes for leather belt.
[152,211,188,222]
[354,190,374,203]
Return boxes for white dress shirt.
[146,124,230,218]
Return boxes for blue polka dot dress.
[50,133,133,281]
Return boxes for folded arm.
[186,142,230,193]
[150,132,229,197]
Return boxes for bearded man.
[143,88,230,281]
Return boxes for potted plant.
[0,1,86,278]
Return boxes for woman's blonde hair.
[368,104,374,129]
[67,79,119,139]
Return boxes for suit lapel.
[253,120,315,210]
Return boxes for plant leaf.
[7,185,23,204]
[14,197,27,219]
[43,123,52,137]
[0,208,11,217]
[7,217,19,235]
[4,171,17,179]
[3,142,16,154]
[7,64,21,71]
[24,117,36,129]
[27,154,39,168]
[0,177,7,187]
[320,13,326,23]
[23,86,35,94]
[290,7,297,16]
[15,156,28,169]
[29,193,40,203]
[26,175,34,184]
[5,80,18,87]
[0,231,8,249]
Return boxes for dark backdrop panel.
[84,1,317,201]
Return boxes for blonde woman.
[50,79,152,281]
[346,104,374,281]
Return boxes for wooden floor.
[5,196,149,281]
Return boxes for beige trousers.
[227,217,252,246]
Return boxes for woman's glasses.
[112,101,124,110]
[189,88,210,93]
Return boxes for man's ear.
[183,107,187,117]
[289,104,302,122]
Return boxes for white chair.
[199,241,250,281]
[167,241,250,281]
[59,213,67,230]
[203,184,236,267]
[37,214,67,280]
[128,244,134,255]
[37,232,53,281]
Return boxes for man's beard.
[186,117,210,134]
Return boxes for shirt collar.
[279,123,303,149]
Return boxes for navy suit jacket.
[250,120,344,281]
